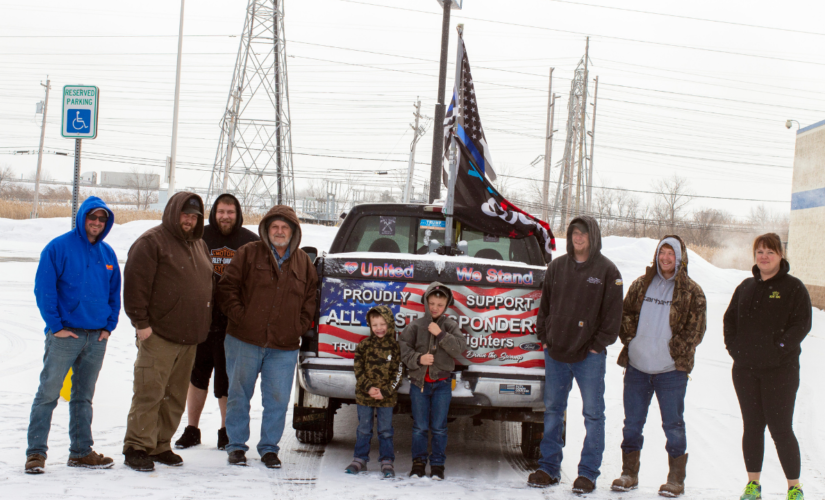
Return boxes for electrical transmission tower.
[208,0,295,209]
[552,39,590,231]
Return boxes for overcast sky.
[2,0,823,219]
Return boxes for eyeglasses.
[87,214,108,223]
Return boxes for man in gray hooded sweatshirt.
[612,235,707,497]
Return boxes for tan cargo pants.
[123,332,196,455]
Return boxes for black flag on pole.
[444,33,555,255]
[452,140,556,255]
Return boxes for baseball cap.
[182,198,203,216]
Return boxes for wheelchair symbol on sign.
[72,111,89,130]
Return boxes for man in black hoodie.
[175,194,258,451]
[528,216,624,494]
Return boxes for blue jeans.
[621,364,688,458]
[410,379,451,466]
[539,350,606,483]
[354,404,394,463]
[224,334,298,456]
[27,329,107,459]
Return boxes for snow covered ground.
[0,218,822,499]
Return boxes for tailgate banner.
[318,278,544,368]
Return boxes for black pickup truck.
[293,202,553,459]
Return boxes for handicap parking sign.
[61,85,99,139]
[66,109,91,133]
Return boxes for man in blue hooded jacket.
[25,196,121,474]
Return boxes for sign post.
[61,85,99,229]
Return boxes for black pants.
[732,362,800,479]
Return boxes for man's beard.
[272,238,290,248]
[182,226,195,237]
[218,220,234,236]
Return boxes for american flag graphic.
[443,32,497,182]
[318,278,544,368]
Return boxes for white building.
[787,119,825,309]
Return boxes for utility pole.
[586,75,599,212]
[574,36,589,218]
[429,0,461,203]
[541,68,555,222]
[32,77,50,219]
[167,0,185,202]
[404,98,424,203]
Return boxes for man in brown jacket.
[217,205,318,468]
[611,235,706,496]
[122,192,214,472]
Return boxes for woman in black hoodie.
[724,233,811,500]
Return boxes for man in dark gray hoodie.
[528,216,624,493]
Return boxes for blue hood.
[75,196,115,244]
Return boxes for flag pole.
[443,24,464,251]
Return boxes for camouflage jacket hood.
[353,305,403,407]
[617,235,708,373]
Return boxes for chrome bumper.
[298,358,545,409]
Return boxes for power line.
[339,0,825,67]
[545,0,825,37]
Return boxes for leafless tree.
[748,203,789,239]
[0,164,14,195]
[126,168,159,210]
[653,174,692,233]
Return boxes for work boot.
[344,457,366,474]
[658,453,688,497]
[67,450,114,469]
[409,460,426,478]
[124,448,154,472]
[527,469,560,488]
[174,425,201,449]
[217,427,229,450]
[611,450,640,491]
[25,454,46,474]
[261,452,281,469]
[150,450,183,467]
[572,476,596,494]
[740,480,762,500]
[430,465,445,481]
[227,450,247,466]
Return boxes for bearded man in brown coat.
[122,192,214,472]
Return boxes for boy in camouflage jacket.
[346,305,402,477]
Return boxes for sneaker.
[345,458,366,475]
[740,481,762,500]
[787,484,804,500]
[217,427,229,451]
[67,450,114,469]
[174,425,201,449]
[409,460,426,478]
[430,465,445,481]
[572,476,596,494]
[124,448,154,472]
[381,460,395,478]
[527,469,560,488]
[150,450,183,467]
[261,452,281,469]
[25,454,46,475]
[227,450,247,466]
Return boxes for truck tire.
[520,414,567,460]
[295,406,335,445]
[520,421,543,460]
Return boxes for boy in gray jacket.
[399,282,467,481]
